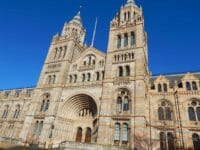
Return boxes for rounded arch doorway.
[60,94,98,143]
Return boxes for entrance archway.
[60,94,98,143]
[85,128,92,143]
[75,127,82,142]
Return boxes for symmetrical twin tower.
[24,0,149,148]
[0,0,200,150]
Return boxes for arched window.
[38,121,43,136]
[128,12,130,21]
[63,46,67,58]
[2,105,9,119]
[45,100,50,111]
[124,33,128,47]
[192,133,200,150]
[33,121,39,136]
[40,100,45,112]
[87,73,91,82]
[124,13,126,21]
[82,74,85,82]
[102,71,105,80]
[167,132,175,150]
[122,123,128,144]
[40,94,50,112]
[116,97,122,112]
[13,105,20,119]
[160,132,167,150]
[165,107,172,120]
[96,72,100,81]
[188,107,196,121]
[114,123,120,144]
[116,89,131,114]
[158,101,173,121]
[125,66,130,76]
[88,56,92,65]
[93,60,95,65]
[131,32,136,46]
[192,82,198,90]
[117,35,121,49]
[69,75,73,83]
[158,107,164,120]
[132,52,134,59]
[54,48,58,59]
[186,82,191,91]
[58,47,62,58]
[84,61,86,66]
[48,75,52,84]
[74,74,77,83]
[76,127,82,142]
[123,96,129,111]
[158,84,162,92]
[119,66,123,77]
[52,75,56,84]
[197,107,200,121]
[163,83,168,92]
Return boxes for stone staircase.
[59,141,131,150]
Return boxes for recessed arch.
[60,94,98,119]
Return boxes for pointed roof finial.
[69,10,82,25]
[125,0,135,7]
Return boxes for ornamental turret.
[61,11,86,45]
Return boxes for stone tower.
[19,11,87,143]
[97,0,150,149]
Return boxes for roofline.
[0,86,35,92]
[151,71,200,78]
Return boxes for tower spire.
[69,11,82,25]
[90,18,98,48]
[125,0,135,7]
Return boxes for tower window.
[119,66,123,77]
[163,83,168,92]
[128,12,130,21]
[122,123,128,144]
[114,123,120,144]
[116,97,122,112]
[69,75,73,83]
[124,13,126,21]
[96,72,100,81]
[82,74,85,82]
[117,35,121,49]
[186,82,191,91]
[87,73,91,82]
[124,33,128,47]
[74,74,77,83]
[192,81,198,90]
[131,32,136,46]
[125,66,130,76]
[158,84,162,92]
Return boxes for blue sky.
[0,0,200,90]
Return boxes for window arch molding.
[188,99,200,121]
[40,93,51,112]
[114,88,132,114]
[157,100,173,121]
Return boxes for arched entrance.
[60,94,98,143]
[85,128,92,143]
[75,127,82,142]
